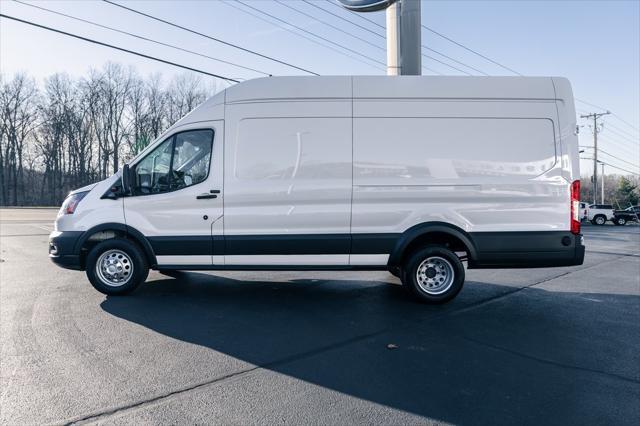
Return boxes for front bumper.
[49,230,84,270]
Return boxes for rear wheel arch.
[75,223,157,268]
[388,222,477,267]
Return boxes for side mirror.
[122,163,132,195]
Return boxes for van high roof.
[224,75,568,103]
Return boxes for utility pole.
[601,162,605,204]
[580,111,610,204]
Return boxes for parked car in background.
[580,202,588,221]
[612,206,640,226]
[588,204,615,225]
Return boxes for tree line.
[1,62,216,206]
[1,62,638,207]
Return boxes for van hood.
[69,174,118,195]
[70,182,98,195]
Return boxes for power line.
[324,0,514,75]
[323,0,633,131]
[13,0,271,77]
[303,0,478,75]
[277,0,444,75]
[222,0,381,72]
[581,146,640,169]
[575,97,608,111]
[304,0,386,39]
[235,0,387,71]
[576,99,639,134]
[600,152,640,170]
[605,121,639,139]
[420,25,523,76]
[275,0,384,53]
[0,13,239,82]
[102,0,318,76]
[612,113,640,133]
[599,136,640,157]
[281,0,449,75]
[603,125,640,145]
[579,158,639,176]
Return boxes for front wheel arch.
[75,223,157,269]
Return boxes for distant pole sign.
[336,0,397,13]
[338,0,421,75]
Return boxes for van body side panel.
[351,99,568,240]
[223,98,353,265]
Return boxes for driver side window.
[133,129,214,195]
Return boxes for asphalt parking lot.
[1,209,639,425]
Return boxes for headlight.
[59,191,89,216]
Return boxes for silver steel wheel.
[96,249,134,287]
[416,256,455,295]
[595,216,606,225]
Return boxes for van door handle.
[196,194,217,199]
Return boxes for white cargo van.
[49,76,585,303]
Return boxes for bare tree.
[0,73,39,205]
[1,64,216,206]
[166,74,208,125]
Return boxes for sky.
[1,0,639,176]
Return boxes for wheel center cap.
[107,265,118,274]
[426,267,437,278]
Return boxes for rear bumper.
[468,231,585,269]
[49,230,83,270]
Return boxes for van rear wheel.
[85,239,148,295]
[401,245,465,304]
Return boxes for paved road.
[1,209,639,425]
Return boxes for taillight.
[570,180,580,234]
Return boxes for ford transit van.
[49,76,585,303]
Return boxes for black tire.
[85,239,148,295]
[614,217,627,226]
[593,215,606,226]
[401,245,465,304]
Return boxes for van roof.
[225,76,566,103]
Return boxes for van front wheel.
[401,246,465,304]
[85,239,148,295]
